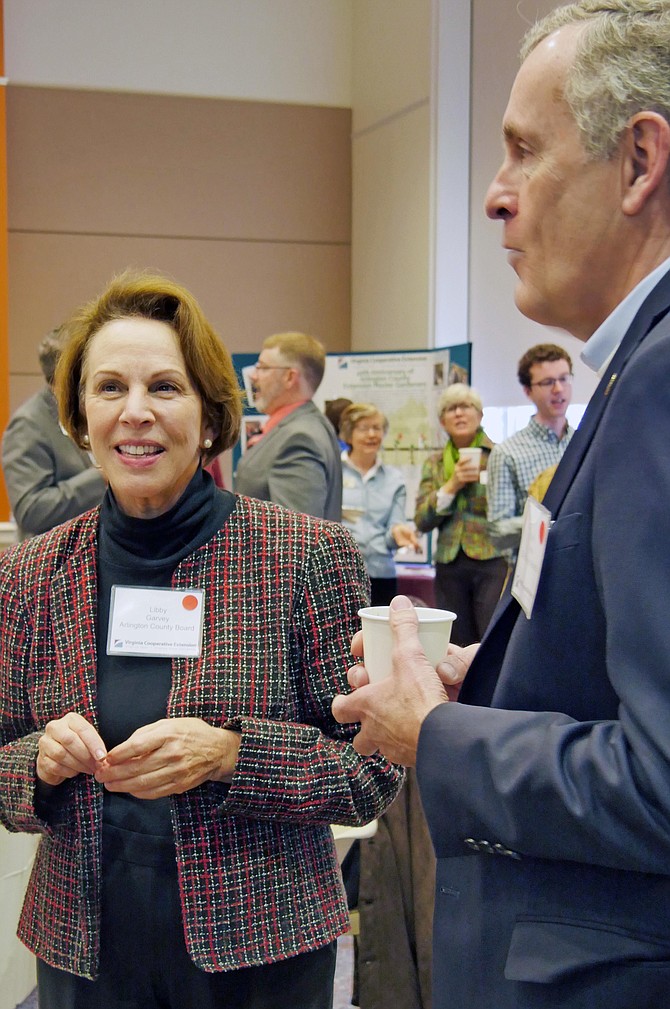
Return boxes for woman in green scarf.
[414,384,507,646]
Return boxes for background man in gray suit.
[234,331,342,520]
[2,327,106,539]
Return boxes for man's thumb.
[389,595,419,638]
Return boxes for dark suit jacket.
[234,401,342,520]
[417,271,670,1008]
[1,385,105,538]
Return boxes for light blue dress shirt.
[341,453,408,579]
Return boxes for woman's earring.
[202,438,213,450]
[82,433,90,445]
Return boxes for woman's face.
[350,413,385,458]
[440,401,482,448]
[82,317,213,518]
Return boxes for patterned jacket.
[414,438,504,564]
[0,495,403,978]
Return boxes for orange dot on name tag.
[182,595,199,611]
[539,522,546,544]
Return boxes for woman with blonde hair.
[414,383,507,645]
[339,402,419,605]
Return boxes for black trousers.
[435,551,508,646]
[37,825,336,1009]
[370,576,398,606]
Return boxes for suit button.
[493,842,521,860]
[464,837,497,854]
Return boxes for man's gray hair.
[521,1,670,159]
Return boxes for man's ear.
[622,111,670,215]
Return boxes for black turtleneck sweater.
[96,468,235,840]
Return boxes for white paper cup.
[358,605,457,683]
[458,447,482,468]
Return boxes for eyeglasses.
[355,424,385,434]
[444,403,478,414]
[530,374,573,389]
[254,363,292,372]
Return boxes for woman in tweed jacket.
[0,272,402,1009]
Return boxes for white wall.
[468,0,598,407]
[432,0,472,352]
[4,0,353,106]
[350,0,432,351]
[347,0,599,408]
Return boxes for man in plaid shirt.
[486,343,574,557]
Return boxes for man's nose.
[484,164,517,220]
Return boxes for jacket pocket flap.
[505,919,668,983]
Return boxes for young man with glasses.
[486,343,574,556]
[234,331,342,520]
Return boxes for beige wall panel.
[8,233,351,383]
[351,103,430,351]
[352,0,431,133]
[7,86,351,244]
[8,375,42,417]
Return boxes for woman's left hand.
[391,523,421,551]
[95,718,241,799]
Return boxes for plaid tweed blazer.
[0,494,403,978]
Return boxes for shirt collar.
[581,257,670,375]
[528,415,570,441]
[262,399,309,435]
[342,450,383,480]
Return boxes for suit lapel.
[543,270,670,514]
[461,272,670,706]
[49,540,99,720]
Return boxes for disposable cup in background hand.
[358,605,457,684]
[458,447,482,470]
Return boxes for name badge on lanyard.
[107,586,205,657]
[511,496,552,619]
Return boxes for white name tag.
[511,496,551,619]
[107,586,205,657]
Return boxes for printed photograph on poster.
[394,528,434,566]
[241,365,257,408]
[241,415,267,452]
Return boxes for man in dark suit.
[234,331,342,520]
[2,327,106,539]
[333,3,670,1005]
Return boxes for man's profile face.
[484,26,624,341]
[249,346,292,414]
[525,358,573,423]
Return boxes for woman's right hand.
[443,456,480,494]
[37,712,107,786]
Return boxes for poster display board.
[232,344,471,563]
